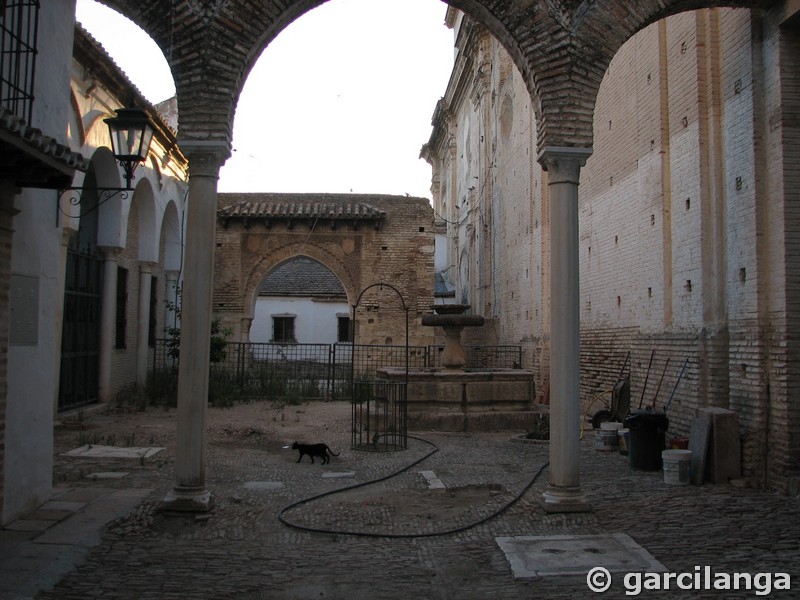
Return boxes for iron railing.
[150,339,524,403]
[427,344,525,369]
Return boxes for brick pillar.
[538,147,592,513]
[162,141,229,513]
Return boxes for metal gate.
[350,283,409,451]
[58,248,102,411]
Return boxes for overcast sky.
[75,0,455,199]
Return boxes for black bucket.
[623,409,669,471]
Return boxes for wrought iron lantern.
[103,107,155,189]
[57,106,155,223]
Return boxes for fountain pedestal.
[421,305,484,369]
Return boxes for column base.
[160,487,214,513]
[539,485,592,513]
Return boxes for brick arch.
[242,243,357,323]
[102,0,778,156]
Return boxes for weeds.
[113,384,147,413]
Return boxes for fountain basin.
[377,366,542,432]
[421,314,485,327]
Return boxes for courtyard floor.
[1,400,798,599]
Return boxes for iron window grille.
[1,0,39,124]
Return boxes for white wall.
[434,231,449,272]
[251,297,349,345]
[3,1,76,522]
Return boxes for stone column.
[136,262,154,392]
[98,247,121,405]
[240,317,252,344]
[538,147,592,513]
[162,141,229,513]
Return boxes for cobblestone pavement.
[3,401,800,599]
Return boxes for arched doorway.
[251,256,350,345]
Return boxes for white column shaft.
[136,264,153,391]
[98,248,120,405]
[163,142,229,512]
[539,147,592,513]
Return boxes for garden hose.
[277,434,549,539]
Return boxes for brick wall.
[429,7,800,489]
[781,17,800,488]
[214,194,436,348]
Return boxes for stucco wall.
[3,1,77,523]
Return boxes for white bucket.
[595,428,619,452]
[662,449,692,485]
[600,421,623,431]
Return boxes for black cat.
[292,441,340,465]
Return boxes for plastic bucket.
[624,409,669,471]
[662,449,692,485]
[595,428,619,452]
[601,421,623,431]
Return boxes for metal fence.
[426,344,525,370]
[330,343,428,400]
[150,340,524,403]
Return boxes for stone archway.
[213,192,436,347]
[249,256,348,345]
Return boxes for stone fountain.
[376,304,543,432]
[421,304,485,369]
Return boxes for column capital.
[98,246,123,260]
[538,146,593,185]
[180,140,231,178]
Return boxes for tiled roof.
[258,257,346,298]
[0,107,89,188]
[218,193,387,229]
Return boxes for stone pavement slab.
[62,444,164,459]
[496,533,666,577]
[0,487,152,599]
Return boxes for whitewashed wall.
[3,1,77,523]
[251,297,349,345]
